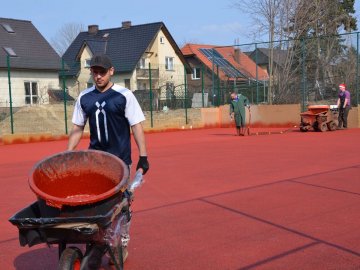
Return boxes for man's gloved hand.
[136,156,149,175]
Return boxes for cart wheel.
[313,122,320,131]
[300,126,307,132]
[327,121,337,131]
[319,122,328,132]
[58,247,83,270]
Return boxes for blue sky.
[1,0,360,48]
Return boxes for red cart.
[300,105,338,132]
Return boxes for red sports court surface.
[1,127,359,269]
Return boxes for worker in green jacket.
[230,92,250,136]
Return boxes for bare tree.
[231,0,357,104]
[231,0,282,104]
[50,23,84,56]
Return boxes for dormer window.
[1,23,15,33]
[3,47,17,57]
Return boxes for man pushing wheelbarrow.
[10,54,149,270]
[67,54,150,269]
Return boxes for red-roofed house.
[181,43,269,105]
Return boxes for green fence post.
[201,64,205,107]
[301,38,307,112]
[184,66,188,125]
[6,55,14,134]
[255,43,259,104]
[61,59,68,134]
[211,49,215,106]
[357,32,359,105]
[149,62,153,128]
[216,66,220,106]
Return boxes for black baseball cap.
[90,54,113,69]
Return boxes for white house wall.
[0,70,60,107]
[152,29,185,98]
[130,29,185,96]
[66,47,92,98]
[68,47,134,96]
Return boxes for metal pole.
[216,66,220,106]
[201,64,205,107]
[6,55,14,134]
[61,59,68,134]
[211,49,215,106]
[149,62,153,128]
[184,66,188,125]
[301,39,307,112]
[255,43,259,104]
[357,32,359,105]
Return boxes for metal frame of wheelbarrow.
[9,198,130,270]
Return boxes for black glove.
[136,156,149,175]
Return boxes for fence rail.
[1,32,359,135]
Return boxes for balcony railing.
[136,68,159,79]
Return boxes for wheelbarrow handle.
[128,170,144,192]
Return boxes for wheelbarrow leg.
[107,244,124,270]
[58,242,66,259]
[80,244,107,270]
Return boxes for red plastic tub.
[306,105,330,115]
[29,150,129,211]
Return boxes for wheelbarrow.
[299,105,338,132]
[9,150,131,270]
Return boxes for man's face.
[231,94,237,100]
[339,86,345,92]
[91,66,114,88]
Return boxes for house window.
[124,79,131,89]
[192,67,201,80]
[1,23,15,33]
[3,47,17,57]
[137,82,147,90]
[165,57,174,70]
[138,58,146,69]
[24,82,38,105]
[166,82,174,91]
[84,59,91,68]
[160,37,165,44]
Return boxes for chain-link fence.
[1,32,359,135]
[213,32,360,111]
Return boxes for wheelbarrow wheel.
[319,122,328,132]
[327,121,337,131]
[313,122,320,131]
[58,247,83,270]
[300,125,308,132]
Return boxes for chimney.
[122,21,132,29]
[234,48,240,64]
[88,25,99,35]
